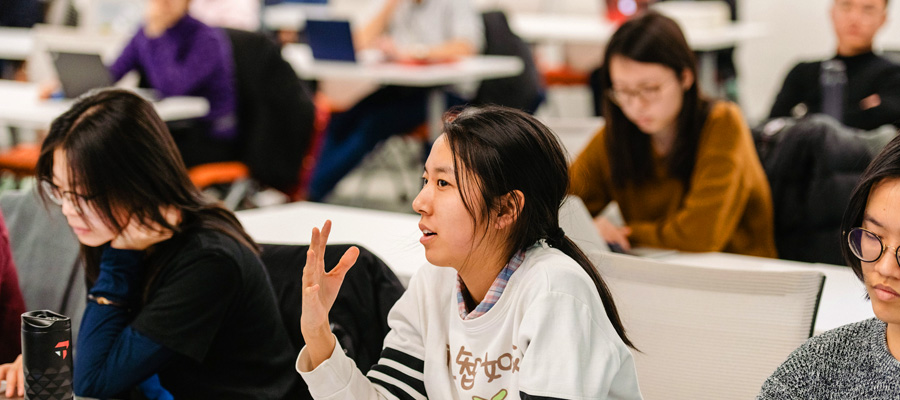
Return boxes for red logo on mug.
[55,341,69,359]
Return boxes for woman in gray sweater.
[757,133,900,399]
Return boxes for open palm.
[300,220,360,335]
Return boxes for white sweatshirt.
[297,245,643,400]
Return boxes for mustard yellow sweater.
[570,101,777,257]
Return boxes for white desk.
[281,44,524,139]
[282,45,524,86]
[509,14,766,95]
[0,80,210,130]
[0,27,34,61]
[238,201,875,334]
[510,14,765,51]
[262,3,332,31]
[237,201,424,285]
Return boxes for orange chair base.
[542,66,589,86]
[0,144,41,177]
[188,161,250,189]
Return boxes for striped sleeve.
[366,347,426,400]
[296,338,427,400]
[297,269,431,400]
[363,267,432,400]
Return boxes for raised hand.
[300,220,359,368]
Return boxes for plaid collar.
[456,249,526,320]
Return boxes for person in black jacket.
[769,0,900,130]
[0,89,300,399]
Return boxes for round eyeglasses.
[847,227,900,265]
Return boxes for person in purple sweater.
[109,0,238,168]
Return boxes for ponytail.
[549,234,635,350]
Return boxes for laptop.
[51,51,114,99]
[559,195,611,253]
[304,19,356,62]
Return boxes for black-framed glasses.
[847,227,900,265]
[40,180,96,210]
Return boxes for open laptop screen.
[305,19,356,62]
[51,52,114,99]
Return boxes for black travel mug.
[21,310,74,400]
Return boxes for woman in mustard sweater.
[570,11,776,257]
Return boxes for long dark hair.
[841,135,900,281]
[443,105,634,348]
[601,11,711,188]
[35,89,257,301]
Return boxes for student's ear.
[494,190,524,230]
[680,68,695,91]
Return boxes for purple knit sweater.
[109,15,237,141]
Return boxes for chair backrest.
[753,115,873,264]
[0,188,84,347]
[474,10,544,114]
[224,28,316,193]
[591,251,825,400]
[559,195,610,253]
[258,243,405,374]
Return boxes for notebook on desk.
[305,19,356,62]
[50,51,115,99]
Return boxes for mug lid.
[22,310,71,332]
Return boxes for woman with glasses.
[757,135,900,398]
[569,11,776,257]
[0,89,299,399]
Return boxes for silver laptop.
[559,195,610,253]
[51,51,114,99]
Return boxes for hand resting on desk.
[0,354,23,398]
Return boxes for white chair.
[559,195,610,253]
[591,251,825,400]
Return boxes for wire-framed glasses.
[39,180,96,210]
[607,80,677,106]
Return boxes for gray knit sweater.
[757,318,900,399]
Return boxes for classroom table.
[509,14,766,95]
[237,201,875,334]
[0,80,210,130]
[281,44,524,140]
[262,2,331,31]
[238,201,423,286]
[0,27,33,61]
[510,14,765,50]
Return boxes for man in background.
[769,0,900,130]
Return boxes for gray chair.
[0,187,83,349]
